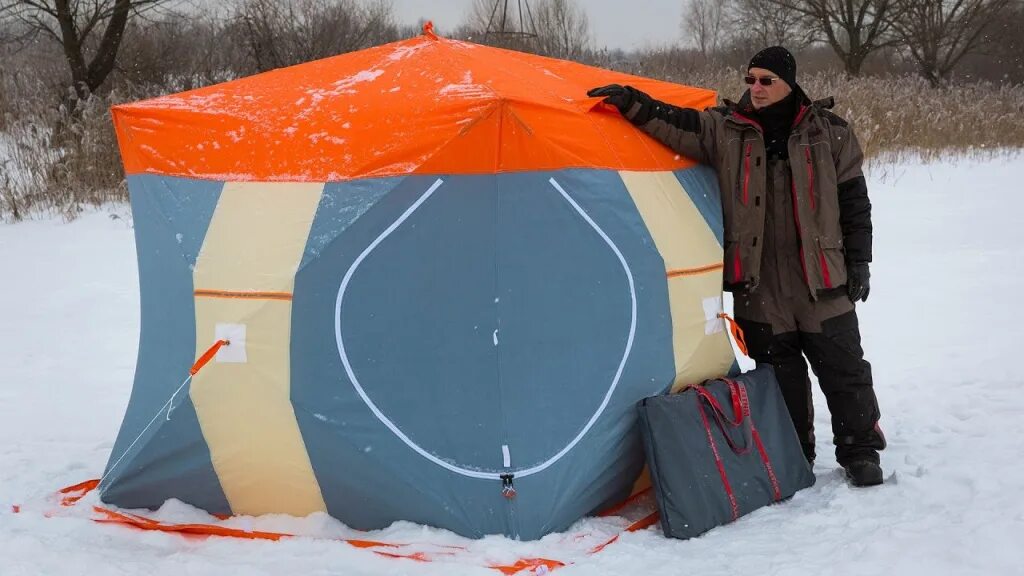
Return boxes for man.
[589,47,886,486]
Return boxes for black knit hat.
[748,46,797,88]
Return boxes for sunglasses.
[744,75,780,86]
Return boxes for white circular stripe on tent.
[334,176,637,480]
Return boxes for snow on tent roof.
[111,30,716,182]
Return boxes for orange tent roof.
[112,27,717,182]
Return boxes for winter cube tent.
[101,27,736,540]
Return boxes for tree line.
[1,0,1022,220]
[1,0,1021,119]
[682,0,1023,86]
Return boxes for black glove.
[847,261,871,303]
[587,84,641,117]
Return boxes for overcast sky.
[389,0,687,51]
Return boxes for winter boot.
[835,423,886,486]
[843,459,883,487]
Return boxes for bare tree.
[726,0,817,50]
[764,0,899,75]
[889,0,1012,86]
[463,0,497,32]
[533,0,590,59]
[232,0,397,73]
[0,0,173,110]
[461,0,538,52]
[682,0,728,60]
[458,0,590,59]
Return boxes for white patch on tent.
[702,296,725,335]
[227,128,246,143]
[215,323,247,363]
[388,86,401,93]
[542,68,564,80]
[283,126,298,136]
[342,122,351,129]
[502,445,511,467]
[175,233,183,244]
[492,329,499,346]
[313,413,329,422]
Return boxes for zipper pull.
[501,473,516,499]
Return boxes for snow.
[2,154,1024,575]
[332,69,385,91]
[439,71,491,99]
[387,41,431,63]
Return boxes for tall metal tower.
[484,0,538,42]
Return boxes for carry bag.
[637,365,815,539]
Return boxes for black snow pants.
[733,158,885,465]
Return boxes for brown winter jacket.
[624,87,872,300]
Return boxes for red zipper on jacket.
[804,147,816,211]
[791,181,809,286]
[818,247,833,289]
[742,142,752,206]
[728,111,761,287]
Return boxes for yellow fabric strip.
[190,181,326,516]
[619,171,735,390]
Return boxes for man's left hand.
[847,261,871,303]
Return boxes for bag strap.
[726,379,783,502]
[693,381,752,455]
[695,393,740,521]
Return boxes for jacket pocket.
[816,237,847,289]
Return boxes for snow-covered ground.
[2,155,1023,575]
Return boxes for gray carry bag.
[637,365,815,539]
